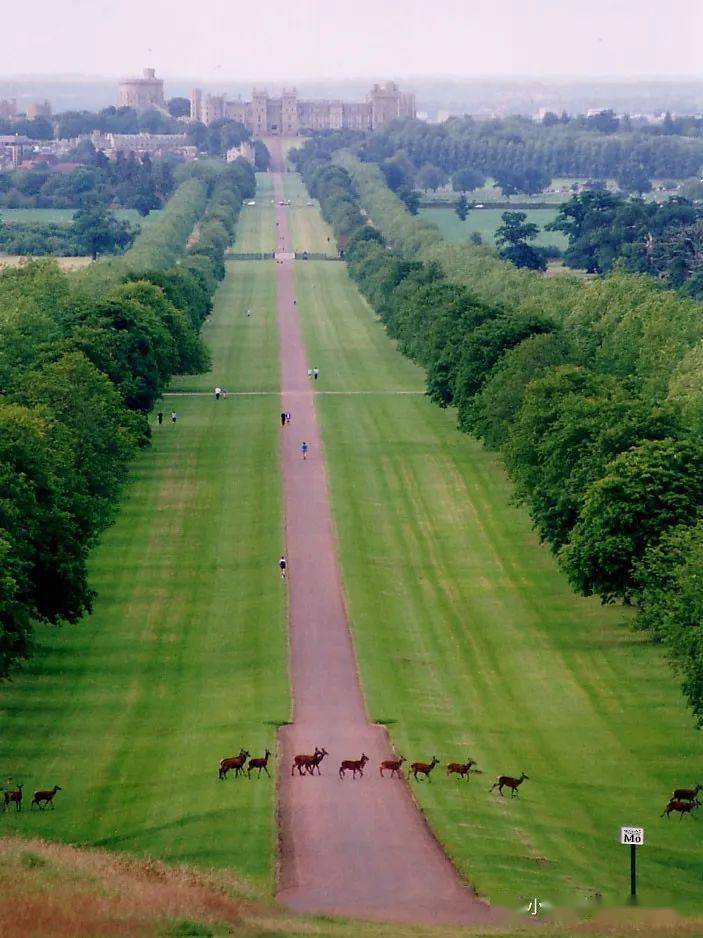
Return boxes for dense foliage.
[548,190,703,294]
[0,151,175,211]
[299,149,703,725]
[0,159,252,676]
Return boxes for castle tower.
[369,81,402,130]
[190,88,202,123]
[281,88,299,136]
[118,68,165,113]
[251,89,268,135]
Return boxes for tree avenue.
[291,140,703,726]
[0,158,255,675]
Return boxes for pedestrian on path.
[279,556,287,578]
[313,367,319,381]
[281,411,287,427]
[157,411,163,425]
[247,308,252,317]
[301,441,309,460]
[171,411,177,424]
[307,368,312,378]
[285,411,291,424]
[215,386,221,400]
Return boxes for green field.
[233,174,278,253]
[283,173,337,254]
[420,207,568,249]
[0,257,287,889]
[0,208,161,226]
[293,257,703,913]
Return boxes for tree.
[397,186,420,215]
[451,167,484,193]
[72,201,134,259]
[617,162,652,196]
[561,438,703,603]
[168,97,191,119]
[416,163,446,192]
[495,211,546,270]
[455,194,470,222]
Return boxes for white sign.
[620,826,645,845]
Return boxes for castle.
[190,82,416,133]
[118,68,166,113]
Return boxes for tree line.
[0,157,255,676]
[297,149,703,727]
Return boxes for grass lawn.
[0,208,161,226]
[420,207,568,249]
[293,256,703,913]
[170,259,278,394]
[282,173,336,254]
[0,258,288,890]
[233,174,277,254]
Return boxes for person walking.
[285,411,291,424]
[313,367,319,381]
[280,411,287,427]
[301,441,309,460]
[215,386,221,400]
[157,411,163,425]
[279,556,287,579]
[171,411,177,424]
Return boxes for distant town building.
[90,131,196,160]
[118,68,166,113]
[0,135,35,168]
[26,100,52,120]
[0,99,17,119]
[190,82,416,133]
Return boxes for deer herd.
[217,746,702,823]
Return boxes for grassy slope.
[233,174,277,253]
[282,173,337,254]
[0,255,287,889]
[293,256,703,912]
[420,207,567,249]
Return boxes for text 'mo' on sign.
[620,826,645,845]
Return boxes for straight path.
[272,161,499,925]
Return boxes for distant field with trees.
[420,207,567,249]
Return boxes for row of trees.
[302,151,703,726]
[0,158,254,676]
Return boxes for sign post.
[620,826,644,901]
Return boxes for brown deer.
[291,747,328,777]
[671,783,702,802]
[411,756,439,782]
[247,750,271,779]
[31,785,62,809]
[661,798,700,819]
[490,772,529,797]
[219,749,249,780]
[3,784,23,812]
[339,754,369,779]
[380,755,405,778]
[447,758,476,780]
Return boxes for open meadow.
[419,207,568,249]
[0,207,161,225]
[292,256,703,913]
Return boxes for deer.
[490,772,529,797]
[380,755,405,778]
[447,758,476,780]
[218,749,249,780]
[339,754,369,779]
[31,785,62,809]
[291,747,328,777]
[410,756,439,782]
[661,798,700,819]
[3,784,23,812]
[671,783,702,802]
[247,750,271,779]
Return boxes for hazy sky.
[3,0,701,81]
